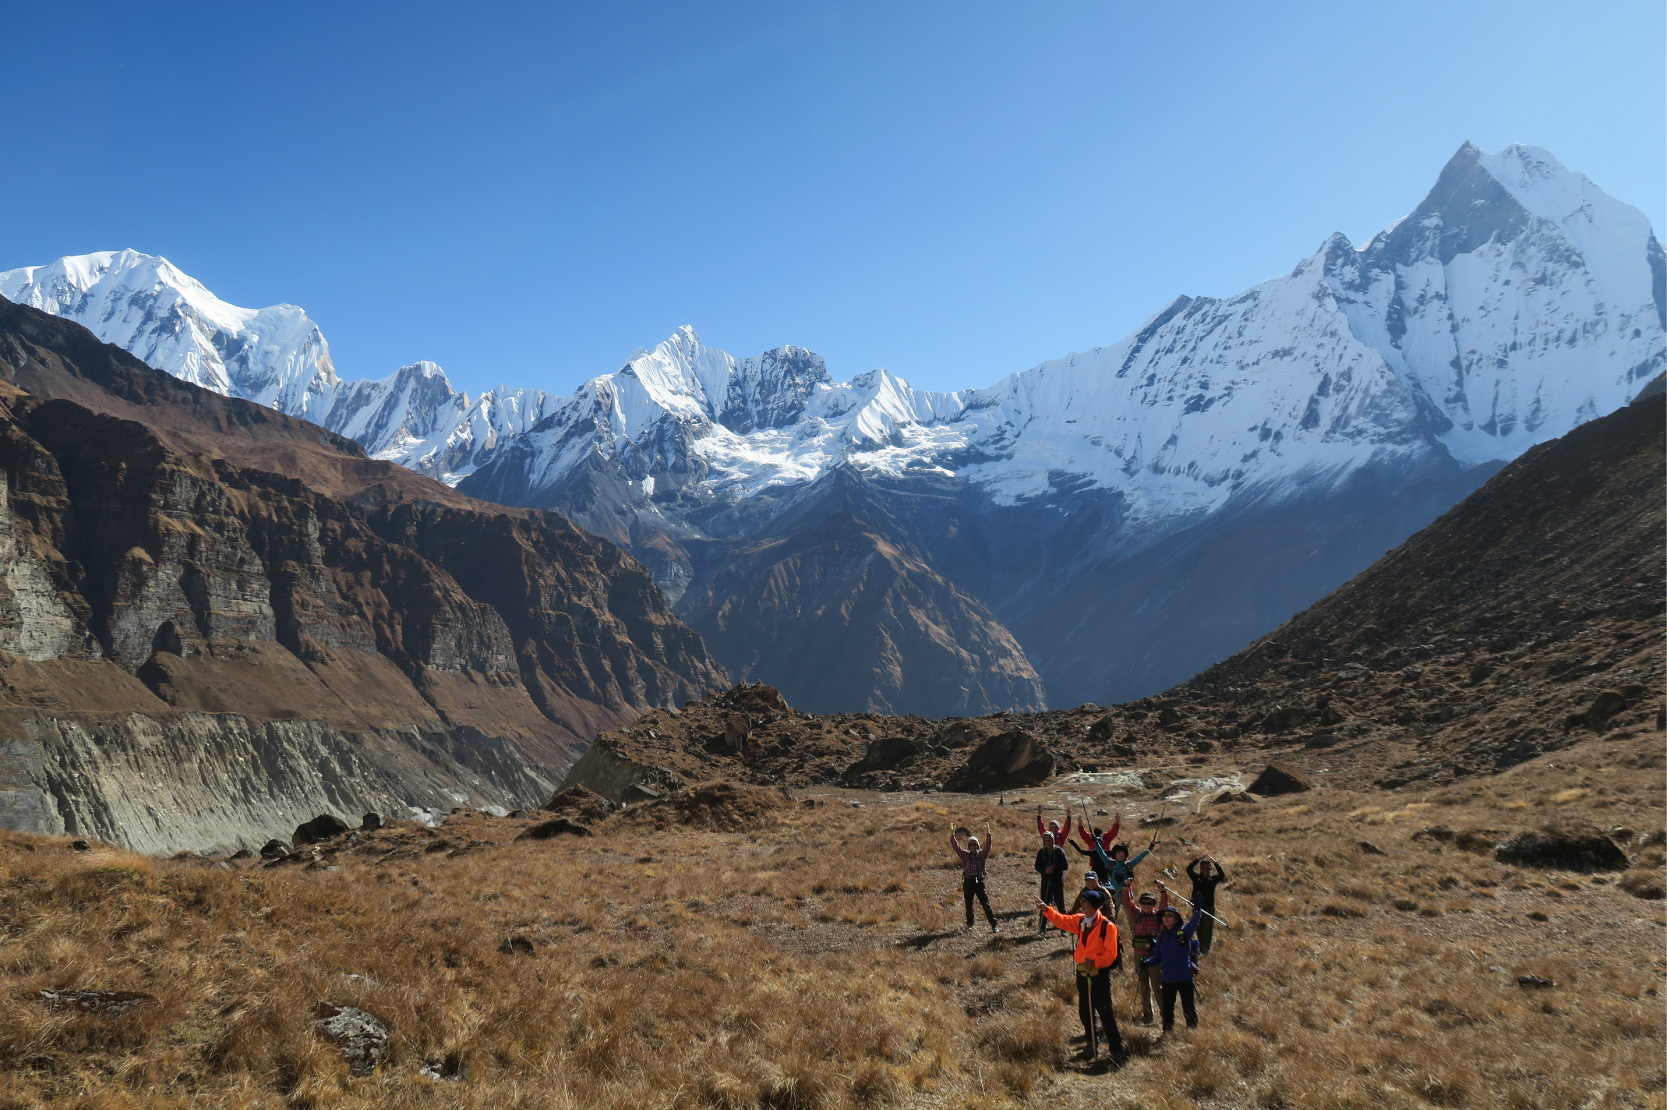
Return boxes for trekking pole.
[1086,970,1098,1058]
[1155,882,1233,929]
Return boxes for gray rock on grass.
[315,1002,390,1076]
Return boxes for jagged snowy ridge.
[0,251,553,482]
[2,144,1661,513]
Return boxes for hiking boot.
[990,922,999,934]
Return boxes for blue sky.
[3,1,1662,397]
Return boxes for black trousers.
[1196,911,1216,954]
[1159,981,1198,1030]
[963,875,995,926]
[1038,875,1064,926]
[1076,969,1122,1052]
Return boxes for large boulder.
[845,735,924,778]
[555,738,685,804]
[724,683,791,716]
[1564,686,1647,730]
[943,730,1055,793]
[1248,763,1311,796]
[1495,824,1629,872]
[937,721,981,749]
[293,814,351,846]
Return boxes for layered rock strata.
[0,300,727,853]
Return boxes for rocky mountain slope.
[0,299,726,854]
[7,144,1662,717]
[555,379,1664,802]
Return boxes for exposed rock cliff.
[0,299,727,853]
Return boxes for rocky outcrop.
[0,703,567,856]
[942,730,1055,793]
[556,738,692,804]
[1247,764,1311,797]
[1495,825,1630,872]
[314,1004,391,1077]
[0,299,728,854]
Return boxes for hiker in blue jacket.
[1142,901,1203,1032]
[1104,831,1156,897]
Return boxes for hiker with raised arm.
[1185,855,1228,954]
[1119,885,1170,1024]
[1104,830,1157,897]
[1037,888,1126,1065]
[1145,895,1204,1033]
[1037,803,1072,850]
[1034,831,1069,934]
[1075,806,1121,851]
[950,823,999,933]
[1067,824,1116,895]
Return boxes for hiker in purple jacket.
[950,824,998,933]
[1142,904,1204,1032]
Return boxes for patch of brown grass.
[0,730,1661,1107]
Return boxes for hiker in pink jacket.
[950,824,998,933]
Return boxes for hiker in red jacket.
[1036,804,1072,850]
[1120,885,1170,1023]
[1075,807,1122,851]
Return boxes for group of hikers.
[947,805,1229,1066]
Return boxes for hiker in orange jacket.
[1038,888,1126,1063]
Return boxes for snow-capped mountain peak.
[3,144,1660,718]
[0,250,556,483]
[0,248,338,412]
[3,144,1660,525]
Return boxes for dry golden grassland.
[0,732,1662,1110]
